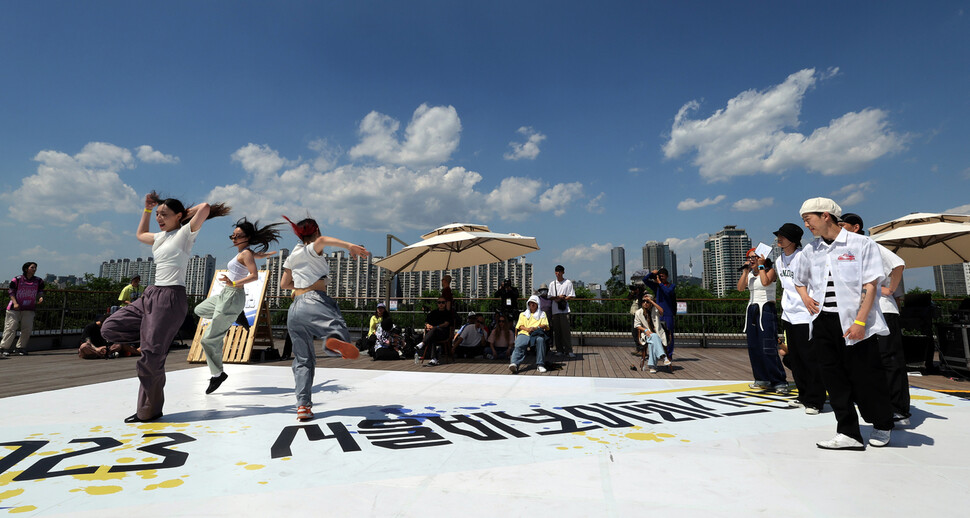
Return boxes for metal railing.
[23,291,967,348]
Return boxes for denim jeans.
[510,332,546,367]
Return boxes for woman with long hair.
[194,217,283,394]
[486,312,514,360]
[279,215,368,422]
[634,295,670,373]
[737,247,787,394]
[102,192,230,423]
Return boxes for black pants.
[878,313,910,417]
[813,312,894,442]
[781,320,826,409]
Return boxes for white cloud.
[538,182,584,216]
[19,245,110,275]
[77,223,117,244]
[348,104,461,167]
[559,242,613,262]
[308,138,340,172]
[231,143,291,180]
[135,145,179,164]
[831,181,874,207]
[3,142,139,223]
[504,126,547,161]
[732,197,774,211]
[677,195,726,211]
[662,68,905,182]
[586,192,606,214]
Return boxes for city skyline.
[2,3,968,292]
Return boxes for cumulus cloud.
[732,197,774,211]
[832,181,874,207]
[210,146,587,232]
[135,145,179,164]
[504,126,547,161]
[348,104,461,167]
[559,243,613,262]
[677,195,726,211]
[3,142,139,223]
[662,68,905,182]
[77,223,117,244]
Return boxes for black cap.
[773,223,804,245]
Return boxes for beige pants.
[2,310,35,352]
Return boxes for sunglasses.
[230,234,246,240]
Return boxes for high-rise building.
[702,225,752,298]
[641,241,678,281]
[185,254,216,296]
[610,246,626,284]
[98,257,155,285]
[933,262,970,297]
[263,248,290,307]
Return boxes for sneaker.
[296,405,314,422]
[816,433,865,451]
[428,358,439,366]
[805,406,820,415]
[567,353,577,359]
[748,382,769,390]
[325,337,360,360]
[206,372,228,394]
[2,351,10,358]
[893,413,911,426]
[537,365,547,373]
[14,348,27,356]
[661,356,672,366]
[416,342,424,350]
[788,399,805,408]
[649,368,657,373]
[508,363,518,374]
[869,428,891,447]
[485,353,494,360]
[773,384,790,395]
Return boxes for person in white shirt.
[793,198,894,450]
[840,213,911,425]
[280,215,368,422]
[102,192,230,423]
[549,265,576,358]
[773,223,825,415]
[737,247,788,394]
[194,218,282,395]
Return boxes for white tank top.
[226,253,249,283]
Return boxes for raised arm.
[186,202,211,233]
[137,194,158,245]
[313,235,369,258]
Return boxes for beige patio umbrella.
[375,223,540,273]
[870,212,970,268]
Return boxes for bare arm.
[796,285,819,315]
[882,265,904,297]
[845,281,878,340]
[186,202,210,233]
[756,257,776,286]
[737,268,749,292]
[136,194,158,245]
[313,236,369,258]
[280,268,294,291]
[219,250,259,287]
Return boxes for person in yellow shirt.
[118,275,142,306]
[509,295,549,374]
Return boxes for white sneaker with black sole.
[869,428,891,447]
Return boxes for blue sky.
[2,1,968,292]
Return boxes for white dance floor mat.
[1,365,968,517]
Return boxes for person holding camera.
[549,265,575,358]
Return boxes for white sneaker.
[816,433,865,451]
[537,365,547,373]
[508,364,518,374]
[869,428,891,447]
[748,382,769,390]
[662,356,671,366]
[788,399,805,408]
[428,358,439,366]
[805,406,820,415]
[649,368,657,373]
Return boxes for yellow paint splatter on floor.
[116,457,136,464]
[927,402,954,407]
[10,505,37,513]
[136,470,158,480]
[556,446,569,450]
[911,395,937,400]
[70,485,123,495]
[624,432,676,443]
[0,471,24,487]
[244,464,265,471]
[144,479,183,491]
[0,488,25,501]
[71,465,126,481]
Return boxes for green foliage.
[674,283,715,299]
[605,265,628,299]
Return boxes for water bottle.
[414,352,420,364]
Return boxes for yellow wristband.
[144,208,152,213]
[230,280,235,287]
[853,319,866,327]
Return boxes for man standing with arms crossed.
[794,198,894,450]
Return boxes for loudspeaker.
[936,324,970,375]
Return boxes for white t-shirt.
[456,323,484,348]
[876,244,905,315]
[152,224,198,287]
[776,249,812,325]
[549,278,575,315]
[282,241,330,289]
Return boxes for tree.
[605,265,629,299]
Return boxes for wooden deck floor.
[2,342,968,399]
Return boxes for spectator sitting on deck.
[453,312,487,358]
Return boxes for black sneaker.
[206,372,228,394]
[14,348,27,356]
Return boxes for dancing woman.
[102,192,230,423]
[279,215,368,422]
[194,218,283,394]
